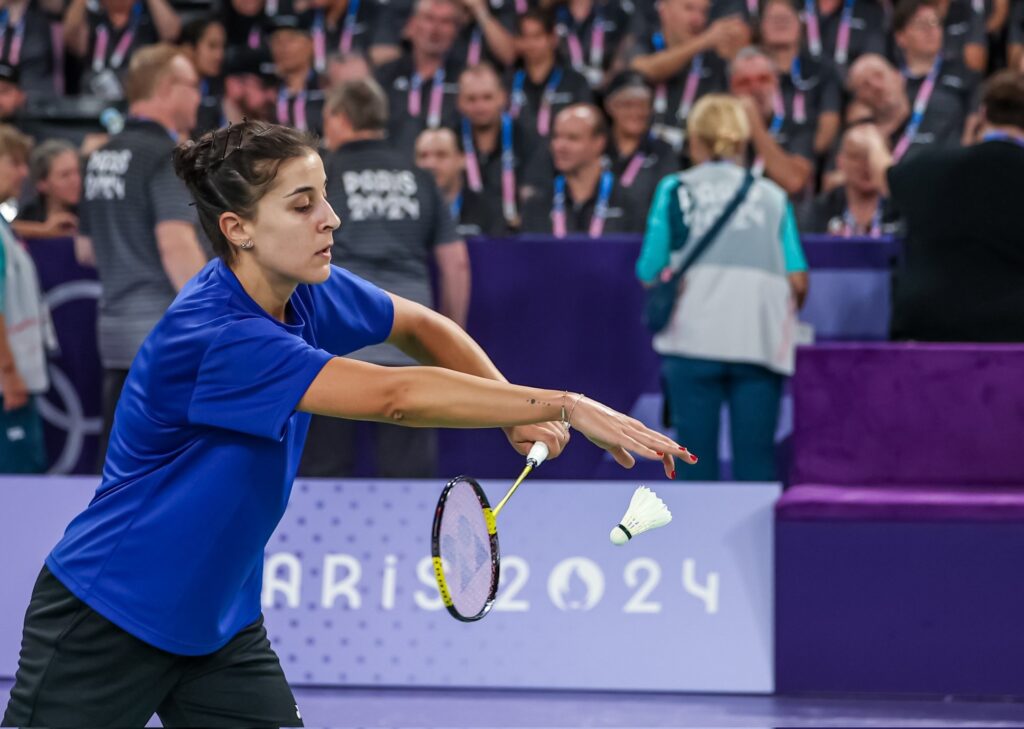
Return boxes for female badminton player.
[2,121,695,728]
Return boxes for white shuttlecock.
[610,486,672,545]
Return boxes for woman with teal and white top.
[637,94,809,482]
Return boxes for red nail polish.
[670,470,676,479]
[656,451,664,456]
[679,446,688,452]
[691,455,699,463]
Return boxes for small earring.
[240,239,254,250]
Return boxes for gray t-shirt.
[80,118,197,369]
[324,138,459,365]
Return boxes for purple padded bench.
[777,344,1024,697]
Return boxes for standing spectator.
[520,103,641,235]
[76,45,207,466]
[64,0,181,100]
[180,16,226,101]
[799,0,888,77]
[636,94,807,481]
[507,9,593,140]
[195,48,278,135]
[307,0,401,72]
[0,0,64,99]
[602,70,678,213]
[304,78,470,477]
[891,0,978,159]
[374,0,465,153]
[882,71,1024,342]
[729,46,814,195]
[629,0,736,153]
[552,0,632,88]
[416,126,503,236]
[806,123,898,235]
[457,63,546,233]
[759,0,842,157]
[267,13,326,135]
[13,139,81,240]
[0,125,53,473]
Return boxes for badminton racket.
[431,441,549,622]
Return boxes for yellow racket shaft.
[492,462,533,519]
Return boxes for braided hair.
[173,121,318,261]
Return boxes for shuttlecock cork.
[610,486,672,545]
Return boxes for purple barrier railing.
[23,235,895,477]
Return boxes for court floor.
[4,680,1024,727]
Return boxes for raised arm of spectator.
[146,0,182,43]
[155,221,207,291]
[631,18,744,83]
[815,111,841,156]
[740,96,812,195]
[463,0,516,67]
[987,0,1009,33]
[435,240,471,328]
[63,0,91,58]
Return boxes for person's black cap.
[264,12,314,36]
[603,70,652,104]
[223,48,278,85]
[0,62,21,86]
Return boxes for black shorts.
[2,566,303,728]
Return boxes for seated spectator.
[221,0,269,55]
[889,0,978,160]
[552,0,632,88]
[760,0,842,157]
[64,0,181,100]
[13,139,80,240]
[457,63,546,232]
[308,0,401,73]
[884,70,1024,342]
[0,0,63,99]
[0,124,51,474]
[194,48,277,135]
[520,103,641,235]
[180,16,226,100]
[729,46,814,194]
[374,0,465,154]
[507,8,592,139]
[602,70,679,213]
[452,0,518,68]
[845,54,910,140]
[325,51,372,86]
[936,0,987,72]
[799,0,887,75]
[628,0,735,152]
[267,13,325,134]
[415,126,503,236]
[806,123,898,235]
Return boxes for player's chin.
[301,259,333,284]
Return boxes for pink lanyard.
[247,24,261,49]
[620,150,646,187]
[892,58,941,162]
[560,5,604,72]
[651,35,703,123]
[805,0,855,64]
[93,9,139,73]
[277,90,308,131]
[789,58,806,124]
[0,10,26,66]
[467,26,483,65]
[409,67,446,128]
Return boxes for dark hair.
[179,15,223,48]
[982,71,1024,131]
[892,0,940,33]
[517,8,556,35]
[173,121,318,261]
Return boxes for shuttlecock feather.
[610,486,672,545]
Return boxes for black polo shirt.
[519,171,642,235]
[374,50,464,155]
[79,1,160,98]
[807,0,888,75]
[888,138,1024,342]
[80,118,198,369]
[606,134,679,214]
[505,62,594,140]
[554,0,631,87]
[777,51,842,151]
[0,1,60,98]
[892,59,978,162]
[324,138,459,364]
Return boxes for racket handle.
[527,441,549,468]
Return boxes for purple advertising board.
[0,476,778,693]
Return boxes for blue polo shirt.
[47,259,394,655]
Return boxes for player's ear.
[219,212,250,249]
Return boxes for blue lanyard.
[450,190,463,219]
[652,31,665,51]
[982,131,1024,149]
[552,169,615,237]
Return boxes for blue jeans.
[661,355,783,482]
